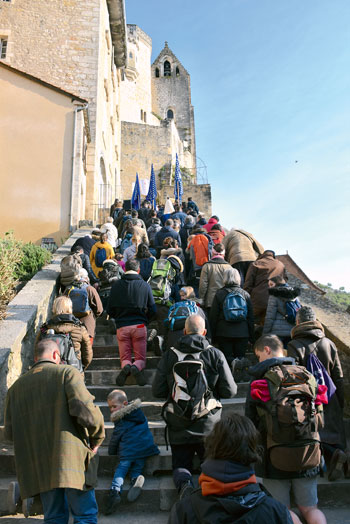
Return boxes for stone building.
[0,0,127,235]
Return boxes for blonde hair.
[132,234,141,246]
[52,296,73,315]
[107,389,128,404]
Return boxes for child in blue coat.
[105,389,160,515]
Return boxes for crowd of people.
[3,196,348,524]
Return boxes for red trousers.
[116,324,147,371]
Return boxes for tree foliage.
[314,280,350,311]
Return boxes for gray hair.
[185,314,205,334]
[296,306,316,323]
[223,267,241,287]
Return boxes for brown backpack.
[257,364,323,472]
[60,254,82,287]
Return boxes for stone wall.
[159,183,212,218]
[0,229,91,423]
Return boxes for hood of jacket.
[102,259,119,268]
[177,334,211,354]
[249,356,295,379]
[121,272,143,282]
[48,314,82,326]
[291,320,325,340]
[110,398,142,422]
[160,247,183,257]
[205,257,230,266]
[268,284,300,299]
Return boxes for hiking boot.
[328,449,347,481]
[22,497,34,518]
[130,365,147,386]
[127,475,145,502]
[153,335,164,356]
[179,480,193,500]
[7,481,20,514]
[104,489,121,515]
[115,364,131,386]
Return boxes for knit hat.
[297,306,316,323]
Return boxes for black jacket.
[169,459,292,524]
[155,226,182,249]
[71,236,96,256]
[210,284,254,342]
[107,272,156,328]
[152,334,237,444]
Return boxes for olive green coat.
[4,361,105,498]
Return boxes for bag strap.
[309,339,322,355]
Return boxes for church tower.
[151,42,196,177]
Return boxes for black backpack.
[40,328,83,372]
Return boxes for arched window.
[155,67,160,78]
[164,60,171,77]
[141,109,143,121]
[167,109,174,119]
[176,66,180,76]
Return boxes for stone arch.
[155,67,160,78]
[164,60,171,77]
[167,109,174,119]
[176,66,180,76]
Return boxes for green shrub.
[14,242,52,282]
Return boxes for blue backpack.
[95,246,107,268]
[223,289,248,322]
[65,283,91,318]
[164,300,199,331]
[285,299,301,324]
[120,233,133,254]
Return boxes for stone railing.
[0,228,92,422]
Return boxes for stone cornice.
[106,0,127,68]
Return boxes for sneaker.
[130,365,147,386]
[7,481,20,514]
[22,497,34,518]
[147,328,157,343]
[179,480,193,500]
[115,364,131,386]
[104,489,121,515]
[328,449,347,481]
[127,475,145,502]
[152,335,164,356]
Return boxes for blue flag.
[131,173,141,210]
[146,164,157,209]
[174,153,183,204]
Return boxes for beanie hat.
[297,306,316,323]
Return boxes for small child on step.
[105,389,160,515]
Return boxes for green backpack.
[148,258,176,305]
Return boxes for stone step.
[96,397,246,422]
[88,356,161,371]
[1,473,350,516]
[93,335,118,347]
[93,345,119,358]
[86,369,157,387]
[88,382,250,402]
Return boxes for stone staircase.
[1,316,350,516]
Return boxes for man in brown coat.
[223,229,264,284]
[4,339,105,522]
[199,243,232,314]
[244,250,287,324]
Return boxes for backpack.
[306,340,336,402]
[164,300,199,331]
[120,234,132,254]
[99,262,123,287]
[285,298,301,324]
[60,254,82,286]
[64,283,90,318]
[40,329,83,372]
[223,289,248,322]
[161,347,221,426]
[95,246,107,268]
[148,258,176,305]
[255,363,322,472]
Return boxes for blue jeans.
[111,458,145,491]
[40,488,98,524]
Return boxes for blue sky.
[125,0,350,290]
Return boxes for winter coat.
[40,314,93,369]
[108,399,159,461]
[71,236,96,256]
[89,241,115,277]
[199,256,232,308]
[123,244,137,262]
[4,361,104,498]
[171,211,187,227]
[60,254,82,288]
[123,224,149,245]
[79,253,98,285]
[147,223,162,247]
[107,272,156,328]
[152,334,237,444]
[187,200,199,214]
[245,356,319,480]
[101,222,119,248]
[202,217,218,233]
[169,459,292,524]
[263,284,300,337]
[180,222,194,247]
[224,229,264,266]
[136,256,155,281]
[188,232,213,270]
[288,321,345,448]
[244,254,287,313]
[78,285,103,338]
[155,226,182,249]
[209,284,254,342]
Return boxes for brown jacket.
[4,361,104,498]
[79,285,103,338]
[40,314,93,369]
[244,253,287,312]
[224,229,264,265]
[199,256,232,308]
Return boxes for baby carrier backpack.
[148,258,176,305]
[40,328,82,372]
